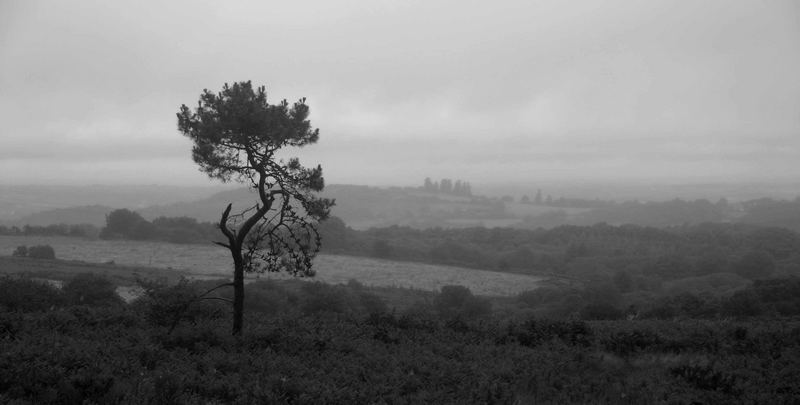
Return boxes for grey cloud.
[1,0,798,186]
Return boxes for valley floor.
[0,235,545,296]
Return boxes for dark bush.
[100,208,148,239]
[133,278,225,328]
[436,285,472,307]
[245,281,288,315]
[372,239,393,258]
[62,273,122,307]
[581,281,622,308]
[603,329,664,356]
[158,325,230,353]
[722,289,764,317]
[434,285,491,319]
[365,311,437,333]
[28,244,56,259]
[516,287,566,307]
[670,364,738,394]
[0,277,63,311]
[642,301,677,320]
[503,318,592,347]
[752,278,797,300]
[358,291,388,314]
[300,282,347,314]
[579,303,623,320]
[642,293,719,319]
[11,245,27,257]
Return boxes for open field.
[0,256,189,285]
[504,203,590,217]
[0,235,544,296]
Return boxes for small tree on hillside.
[177,81,334,335]
[100,209,149,239]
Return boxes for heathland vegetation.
[1,265,799,403]
[3,211,800,402]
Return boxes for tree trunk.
[231,246,245,335]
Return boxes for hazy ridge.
[5,182,799,232]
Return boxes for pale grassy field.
[0,235,543,296]
[504,203,591,217]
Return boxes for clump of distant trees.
[519,189,612,209]
[422,177,472,197]
[99,209,220,244]
[0,223,99,238]
[12,244,56,259]
[434,285,492,319]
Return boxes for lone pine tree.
[177,81,334,335]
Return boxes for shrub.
[358,291,388,314]
[664,273,749,296]
[11,245,27,257]
[434,285,491,319]
[581,281,622,308]
[722,289,763,317]
[244,280,290,315]
[372,240,393,258]
[158,324,231,353]
[100,208,148,239]
[28,244,56,259]
[517,287,573,307]
[0,277,63,311]
[579,303,623,320]
[346,278,364,290]
[436,285,472,308]
[670,364,738,394]
[133,278,225,328]
[62,273,122,307]
[602,329,664,356]
[503,318,592,347]
[751,277,800,315]
[300,282,346,314]
[641,293,719,319]
[11,244,56,259]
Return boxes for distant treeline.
[0,223,100,238]
[520,196,800,231]
[569,198,726,226]
[318,218,800,282]
[4,205,800,287]
[520,192,612,209]
[0,209,221,244]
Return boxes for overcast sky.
[1,0,798,187]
